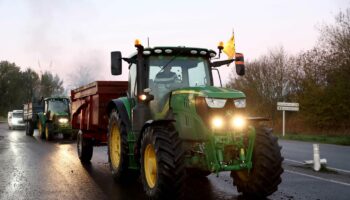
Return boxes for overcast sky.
[0,0,349,87]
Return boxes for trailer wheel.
[231,127,284,199]
[45,122,53,141]
[25,122,29,135]
[140,125,186,200]
[26,121,34,136]
[38,121,45,139]
[77,130,93,163]
[108,110,138,183]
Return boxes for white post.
[282,110,285,137]
[313,144,321,171]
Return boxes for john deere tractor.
[25,97,73,140]
[106,40,283,199]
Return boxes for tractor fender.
[107,99,131,131]
[135,119,175,160]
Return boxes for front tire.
[26,121,34,136]
[108,110,138,183]
[77,130,93,163]
[140,125,186,200]
[231,127,284,199]
[45,122,53,141]
[188,169,211,177]
[38,121,45,139]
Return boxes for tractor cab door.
[128,63,138,105]
[44,100,50,118]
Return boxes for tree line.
[228,9,350,134]
[0,61,64,117]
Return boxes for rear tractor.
[106,40,283,199]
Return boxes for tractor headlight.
[234,99,246,108]
[58,118,69,124]
[205,98,227,108]
[232,116,246,129]
[212,117,224,129]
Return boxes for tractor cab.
[112,43,245,125]
[44,97,70,117]
[42,97,71,136]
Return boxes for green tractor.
[107,41,283,199]
[35,97,73,140]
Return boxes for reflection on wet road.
[1,123,350,200]
[0,124,243,200]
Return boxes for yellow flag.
[223,33,235,59]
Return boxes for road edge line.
[285,169,350,187]
[284,158,350,174]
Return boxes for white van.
[8,110,25,129]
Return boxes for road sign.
[277,102,299,137]
[277,106,299,111]
[277,102,299,107]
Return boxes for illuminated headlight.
[212,117,224,128]
[205,98,227,108]
[232,116,246,129]
[58,118,69,123]
[234,99,246,108]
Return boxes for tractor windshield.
[148,56,210,111]
[48,99,70,114]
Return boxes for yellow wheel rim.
[144,144,157,188]
[110,123,121,168]
[45,124,49,139]
[38,122,42,135]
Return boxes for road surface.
[0,122,350,200]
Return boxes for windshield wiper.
[159,49,184,71]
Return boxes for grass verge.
[0,116,6,122]
[278,134,350,146]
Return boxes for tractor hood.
[50,112,70,119]
[53,112,70,117]
[171,86,245,99]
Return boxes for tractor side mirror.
[111,51,122,75]
[235,53,245,76]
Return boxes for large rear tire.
[140,125,186,200]
[231,127,284,199]
[77,130,93,163]
[108,110,138,183]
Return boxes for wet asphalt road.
[1,122,350,200]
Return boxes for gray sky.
[0,0,349,87]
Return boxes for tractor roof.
[44,97,69,101]
[128,46,217,59]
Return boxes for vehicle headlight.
[234,99,246,108]
[212,117,224,128]
[232,116,246,129]
[58,118,69,123]
[205,98,227,108]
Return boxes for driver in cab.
[154,66,178,84]
[152,65,180,110]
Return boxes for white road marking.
[284,158,350,174]
[285,170,350,187]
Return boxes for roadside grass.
[277,133,350,146]
[0,116,6,122]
